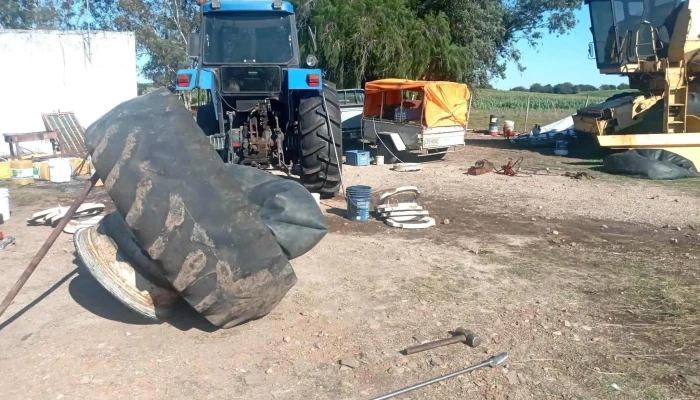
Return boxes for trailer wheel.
[196,103,218,136]
[298,82,343,198]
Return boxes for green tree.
[414,0,581,83]
[511,86,528,91]
[296,0,580,88]
[599,84,617,90]
[553,82,576,94]
[529,83,544,92]
[617,83,630,90]
[0,0,79,29]
[576,84,598,92]
[89,0,199,87]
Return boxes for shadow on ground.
[0,269,79,331]
[68,260,216,332]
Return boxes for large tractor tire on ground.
[84,88,297,329]
[298,81,343,198]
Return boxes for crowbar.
[369,352,509,400]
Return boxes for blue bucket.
[346,185,372,222]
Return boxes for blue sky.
[491,7,626,90]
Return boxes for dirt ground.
[1,134,699,400]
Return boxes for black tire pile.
[84,88,327,328]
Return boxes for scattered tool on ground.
[467,159,495,175]
[0,173,99,319]
[403,327,481,355]
[564,171,595,180]
[0,236,15,250]
[27,203,105,226]
[499,157,523,176]
[369,353,509,400]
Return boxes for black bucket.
[488,115,499,135]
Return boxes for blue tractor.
[176,0,342,197]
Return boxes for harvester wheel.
[298,82,343,198]
[196,103,219,136]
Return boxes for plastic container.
[504,120,515,137]
[488,114,499,133]
[49,158,73,183]
[70,158,91,176]
[0,188,9,222]
[554,139,569,156]
[10,159,34,185]
[345,150,370,166]
[36,161,50,180]
[0,162,11,180]
[375,155,385,166]
[346,185,372,222]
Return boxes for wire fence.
[466,93,605,132]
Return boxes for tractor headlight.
[306,54,318,67]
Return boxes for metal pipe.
[0,173,99,319]
[369,353,509,400]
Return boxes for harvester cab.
[575,0,700,169]
[586,0,681,73]
[176,0,343,198]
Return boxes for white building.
[0,29,137,156]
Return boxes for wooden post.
[466,95,473,131]
[585,95,590,107]
[524,96,531,130]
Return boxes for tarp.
[363,79,470,128]
[603,149,699,179]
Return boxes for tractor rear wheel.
[298,82,343,198]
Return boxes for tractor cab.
[586,0,682,73]
[176,0,320,95]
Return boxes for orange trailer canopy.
[363,79,470,128]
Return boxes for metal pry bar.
[369,353,509,400]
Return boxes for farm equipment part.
[176,0,342,197]
[575,0,700,168]
[361,79,469,163]
[338,88,365,141]
[369,353,509,400]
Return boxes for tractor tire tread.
[298,81,343,198]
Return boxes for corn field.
[466,89,626,132]
[470,89,618,111]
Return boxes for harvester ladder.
[664,60,688,133]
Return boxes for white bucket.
[311,193,321,206]
[0,188,9,222]
[49,158,73,183]
[504,120,515,130]
[0,188,10,221]
[376,155,385,166]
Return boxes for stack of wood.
[28,203,105,234]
